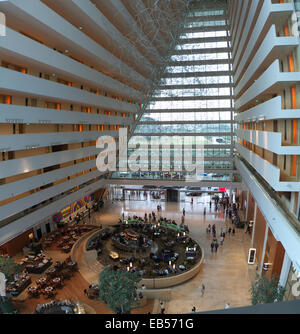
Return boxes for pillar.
[258,223,269,275]
[251,203,257,248]
[279,253,292,288]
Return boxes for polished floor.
[13,192,256,314]
[91,193,256,313]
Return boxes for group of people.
[208,223,236,253]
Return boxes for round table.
[46,268,56,277]
[67,261,76,266]
[37,277,47,285]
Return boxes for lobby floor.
[90,193,256,313]
[12,193,256,314]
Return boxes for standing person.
[208,224,211,234]
[212,224,216,235]
[183,208,185,216]
[209,201,212,210]
[160,301,165,314]
[203,207,206,216]
[215,241,219,253]
[210,242,215,253]
[225,303,230,309]
[220,235,224,246]
[228,227,232,235]
[192,306,196,313]
[232,228,235,235]
[201,284,205,297]
[191,197,193,204]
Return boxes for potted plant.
[250,274,285,305]
[98,266,141,314]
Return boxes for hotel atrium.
[0,0,299,315]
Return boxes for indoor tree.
[98,266,141,314]
[250,274,285,305]
[0,256,21,314]
[0,256,22,283]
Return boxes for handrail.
[236,154,300,234]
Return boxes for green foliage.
[236,221,246,229]
[250,274,285,305]
[98,266,141,314]
[0,257,22,283]
[0,297,18,314]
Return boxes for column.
[251,202,257,248]
[245,190,250,221]
[279,252,292,288]
[259,223,269,275]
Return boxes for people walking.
[225,303,230,309]
[232,228,235,235]
[160,301,165,314]
[215,241,219,253]
[201,284,205,297]
[210,242,215,253]
[220,235,224,246]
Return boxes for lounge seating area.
[19,253,52,274]
[84,284,99,299]
[35,299,82,314]
[27,258,78,299]
[6,274,32,297]
[41,225,96,253]
[91,214,202,283]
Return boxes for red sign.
[219,187,227,192]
